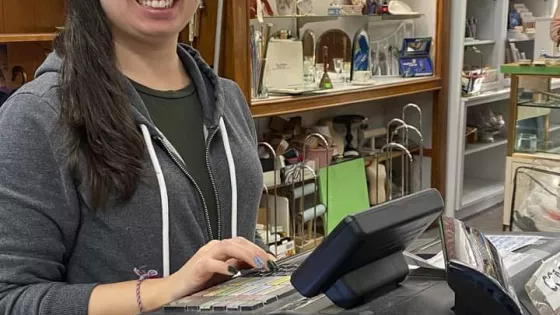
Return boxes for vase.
[276,0,297,16]
[297,0,314,15]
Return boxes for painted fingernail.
[254,256,265,269]
[228,266,239,275]
[267,260,278,271]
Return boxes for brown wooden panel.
[222,0,251,101]
[431,0,451,196]
[0,0,5,32]
[33,0,65,32]
[193,0,218,65]
[2,0,35,33]
[6,42,47,88]
[0,33,55,43]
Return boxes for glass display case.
[502,65,560,156]
[501,64,560,231]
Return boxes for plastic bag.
[514,163,560,232]
[526,252,560,315]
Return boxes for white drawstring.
[140,124,170,278]
[140,118,238,277]
[219,117,238,238]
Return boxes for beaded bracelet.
[133,267,159,314]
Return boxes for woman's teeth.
[136,0,174,9]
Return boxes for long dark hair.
[54,0,145,210]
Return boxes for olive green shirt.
[132,80,219,239]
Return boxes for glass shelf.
[517,100,560,109]
[499,65,560,156]
[251,13,422,26]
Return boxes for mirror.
[316,29,352,72]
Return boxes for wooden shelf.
[250,76,442,118]
[0,33,56,43]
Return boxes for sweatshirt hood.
[35,44,225,137]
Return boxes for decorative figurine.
[381,0,389,14]
[351,29,371,80]
[364,0,376,15]
[276,0,297,16]
[319,46,334,90]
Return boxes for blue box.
[399,37,434,77]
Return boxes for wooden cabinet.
[0,0,64,86]
[216,0,451,195]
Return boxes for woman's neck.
[114,36,191,91]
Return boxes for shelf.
[464,39,495,46]
[253,13,422,25]
[518,100,560,109]
[463,88,511,107]
[465,137,507,156]
[0,33,56,43]
[264,147,421,191]
[550,123,560,132]
[250,76,441,118]
[461,178,504,208]
[462,78,560,107]
[502,64,560,76]
[508,38,534,43]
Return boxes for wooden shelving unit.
[0,33,56,43]
[250,77,442,118]
[212,0,451,195]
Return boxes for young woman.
[0,0,274,314]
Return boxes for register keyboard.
[164,264,299,312]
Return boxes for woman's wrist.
[139,277,175,312]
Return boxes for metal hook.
[300,133,330,249]
[392,124,424,194]
[385,119,407,197]
[381,143,413,200]
[258,142,278,255]
[402,103,423,135]
[402,104,423,193]
[298,164,319,248]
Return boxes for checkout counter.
[148,189,560,315]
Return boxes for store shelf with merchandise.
[445,0,557,218]
[248,0,441,118]
[250,76,441,118]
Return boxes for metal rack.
[258,103,425,257]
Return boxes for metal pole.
[213,0,225,73]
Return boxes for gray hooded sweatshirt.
[0,44,264,314]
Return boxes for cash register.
[163,188,445,313]
[159,187,560,315]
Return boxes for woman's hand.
[227,253,277,271]
[164,237,278,301]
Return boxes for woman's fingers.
[230,237,277,270]
[203,257,239,277]
[208,238,277,271]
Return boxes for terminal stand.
[325,251,409,309]
[448,265,523,315]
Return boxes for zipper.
[205,127,222,240]
[156,136,214,242]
